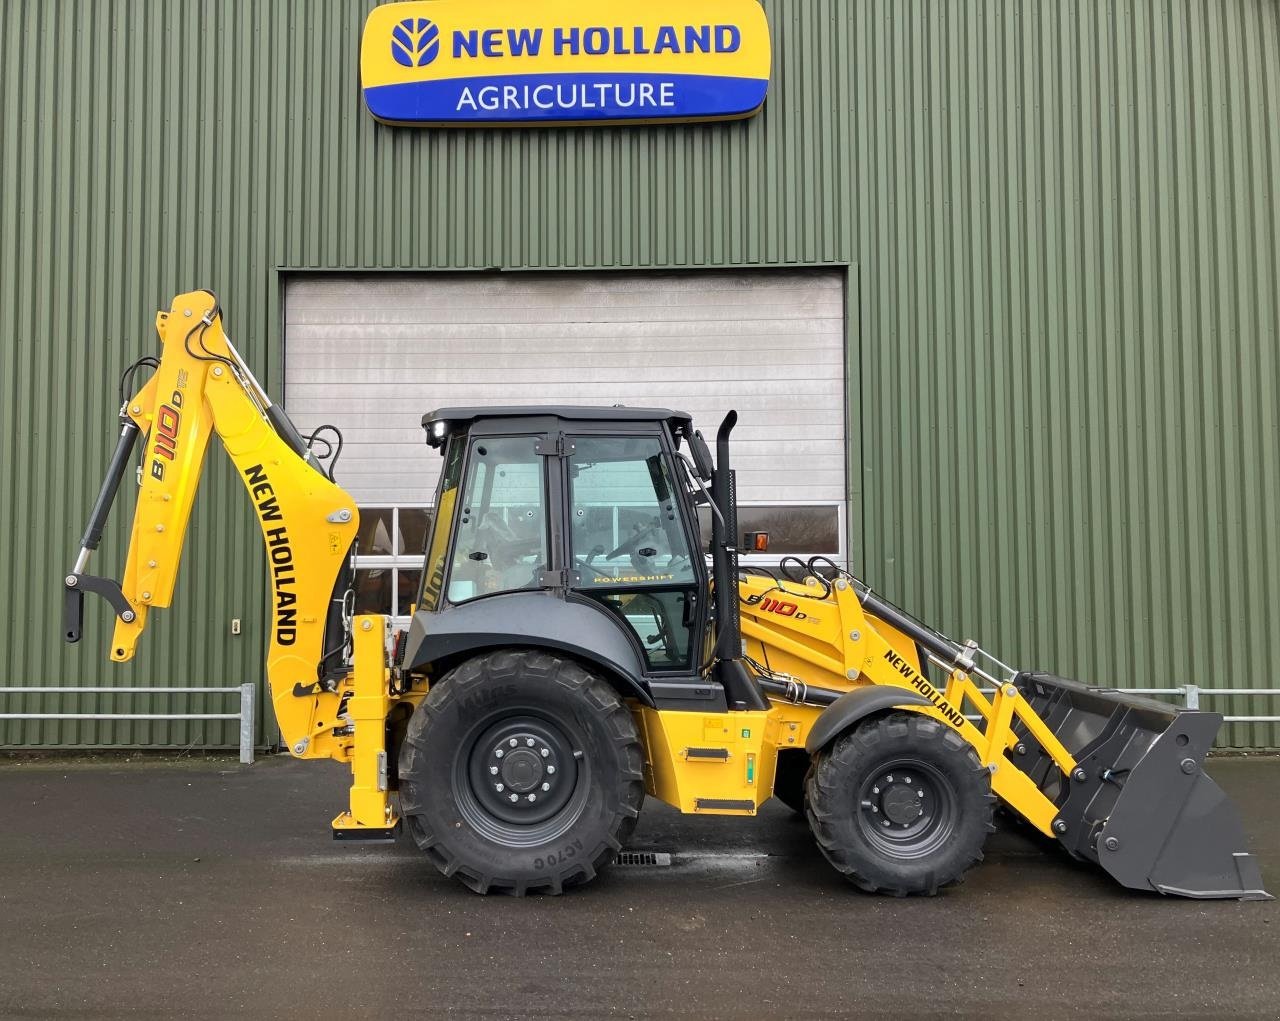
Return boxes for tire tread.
[399,649,643,897]
[805,711,995,896]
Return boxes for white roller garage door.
[283,271,847,614]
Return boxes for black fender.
[804,687,935,754]
[402,591,654,706]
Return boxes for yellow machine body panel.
[635,707,797,815]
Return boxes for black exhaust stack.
[709,411,768,711]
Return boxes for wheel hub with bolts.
[466,715,579,827]
[855,759,957,858]
[492,735,560,802]
[863,772,926,828]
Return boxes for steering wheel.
[606,519,662,562]
[474,516,540,566]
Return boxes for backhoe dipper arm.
[64,290,361,760]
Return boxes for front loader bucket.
[1013,673,1271,901]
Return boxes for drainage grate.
[614,851,673,867]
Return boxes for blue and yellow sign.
[361,0,771,126]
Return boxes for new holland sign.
[360,0,771,126]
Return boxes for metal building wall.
[1,0,1276,747]
[852,0,1280,749]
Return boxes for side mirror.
[689,430,714,482]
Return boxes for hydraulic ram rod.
[856,586,969,669]
[73,420,141,571]
[223,335,324,474]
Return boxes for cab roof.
[422,405,695,447]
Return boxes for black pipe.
[709,411,737,661]
[756,676,844,707]
[708,410,768,711]
[857,586,965,668]
[79,420,141,551]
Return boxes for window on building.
[696,503,844,562]
[352,505,434,623]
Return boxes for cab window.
[569,437,695,585]
[446,437,547,604]
[568,436,698,669]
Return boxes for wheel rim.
[856,758,957,859]
[454,710,585,847]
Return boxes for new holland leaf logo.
[392,18,440,67]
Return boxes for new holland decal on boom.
[244,464,299,647]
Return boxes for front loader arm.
[65,290,361,760]
[738,573,1070,835]
[739,569,1269,899]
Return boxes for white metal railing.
[968,684,1280,724]
[0,685,257,763]
[1114,685,1280,724]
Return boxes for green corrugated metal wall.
[1,0,1277,748]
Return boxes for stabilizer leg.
[332,614,399,842]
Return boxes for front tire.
[806,712,995,895]
[398,649,644,895]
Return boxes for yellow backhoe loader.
[65,290,1269,899]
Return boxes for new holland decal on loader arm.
[65,290,1269,900]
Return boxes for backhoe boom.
[65,290,361,763]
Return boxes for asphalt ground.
[0,755,1276,1020]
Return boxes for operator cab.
[408,406,722,702]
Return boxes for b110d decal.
[361,0,771,126]
[743,592,821,625]
[149,369,189,481]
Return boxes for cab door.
[564,433,705,672]
[440,434,551,606]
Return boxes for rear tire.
[398,649,645,895]
[806,711,995,896]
